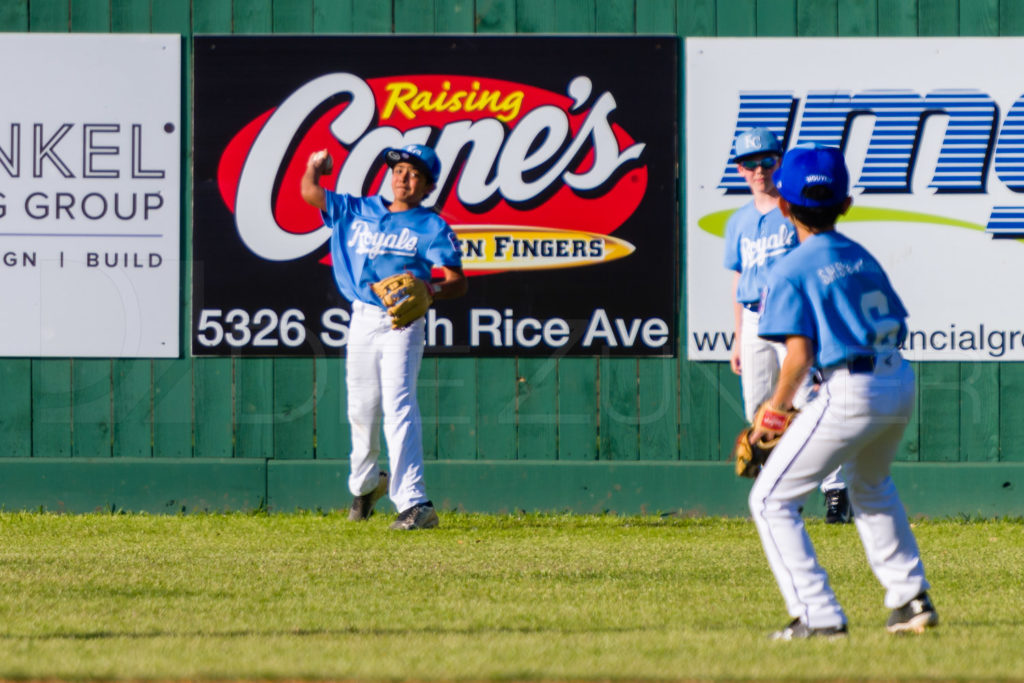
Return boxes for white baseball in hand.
[316,150,333,175]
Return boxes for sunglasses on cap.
[739,156,779,170]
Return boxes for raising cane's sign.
[192,36,678,357]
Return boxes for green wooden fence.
[0,0,1021,516]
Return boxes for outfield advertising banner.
[0,34,180,357]
[687,38,1024,362]
[193,35,678,357]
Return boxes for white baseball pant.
[748,352,929,629]
[345,300,430,513]
[740,308,845,492]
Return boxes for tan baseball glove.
[371,272,433,328]
[732,403,799,478]
[732,427,774,478]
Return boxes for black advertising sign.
[192,35,678,357]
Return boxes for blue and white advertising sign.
[686,38,1024,361]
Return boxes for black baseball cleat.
[825,488,852,524]
[348,472,389,521]
[886,592,939,634]
[769,617,848,640]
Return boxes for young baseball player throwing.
[747,143,937,639]
[301,143,467,530]
[723,127,850,523]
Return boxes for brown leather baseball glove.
[371,272,433,329]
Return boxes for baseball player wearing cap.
[723,127,850,523]
[748,143,937,639]
[301,143,467,530]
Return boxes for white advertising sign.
[0,34,180,357]
[686,38,1024,361]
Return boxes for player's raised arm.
[300,149,331,211]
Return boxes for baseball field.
[0,511,1020,681]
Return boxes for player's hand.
[748,426,776,445]
[730,345,742,375]
[308,149,333,176]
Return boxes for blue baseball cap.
[773,143,850,208]
[382,144,441,183]
[732,127,783,161]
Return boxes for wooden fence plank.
[153,0,193,462]
[636,0,672,33]
[233,0,272,32]
[72,359,112,458]
[599,358,638,460]
[897,363,923,462]
[353,0,392,31]
[419,357,440,460]
[517,358,558,459]
[677,0,718,462]
[437,358,477,460]
[0,362,32,458]
[558,358,598,460]
[192,0,232,31]
[70,0,109,31]
[153,359,193,458]
[477,0,515,32]
[999,365,1024,462]
[838,0,878,35]
[396,0,435,31]
[152,0,189,32]
[29,0,69,32]
[517,0,554,31]
[273,359,315,460]
[0,0,28,30]
[111,0,150,31]
[476,358,517,459]
[436,0,474,31]
[877,0,916,34]
[756,0,797,35]
[798,0,838,35]
[314,356,349,459]
[716,0,755,35]
[314,0,353,32]
[918,0,957,34]
[236,358,274,458]
[273,0,313,31]
[959,0,998,35]
[961,364,999,462]
[113,360,152,458]
[33,362,72,457]
[193,357,232,457]
[918,363,960,462]
[596,0,634,31]
[557,0,595,32]
[638,358,678,460]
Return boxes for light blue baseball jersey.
[757,231,908,369]
[722,202,798,304]
[321,191,462,307]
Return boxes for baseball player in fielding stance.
[748,144,937,639]
[301,143,467,530]
[724,128,850,523]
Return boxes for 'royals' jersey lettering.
[348,222,420,258]
[322,191,462,306]
[723,203,798,304]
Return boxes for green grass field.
[0,511,1021,681]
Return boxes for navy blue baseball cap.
[773,143,850,208]
[382,144,441,183]
[732,127,783,161]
